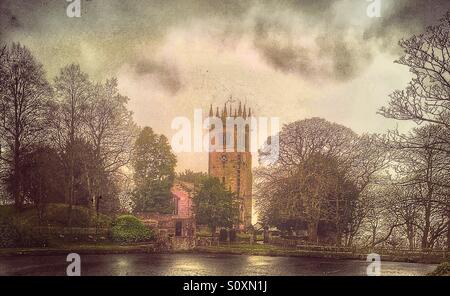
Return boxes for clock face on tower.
[220,154,228,163]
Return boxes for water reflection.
[0,253,437,276]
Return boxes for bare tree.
[257,118,386,245]
[380,10,450,251]
[341,134,390,246]
[0,43,51,209]
[389,185,420,250]
[52,64,90,226]
[270,117,357,169]
[379,12,450,135]
[389,124,449,250]
[82,78,137,209]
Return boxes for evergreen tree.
[131,127,176,213]
[193,177,239,235]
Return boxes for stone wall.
[170,236,196,250]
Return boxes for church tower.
[208,101,252,230]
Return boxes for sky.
[1,0,449,172]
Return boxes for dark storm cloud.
[0,5,21,41]
[317,34,372,82]
[1,0,449,82]
[134,59,182,95]
[0,9,21,29]
[367,0,450,36]
[364,0,450,50]
[0,0,60,37]
[252,17,372,81]
[252,18,315,77]
[251,0,450,81]
[255,41,315,76]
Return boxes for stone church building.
[138,101,254,243]
[208,102,253,230]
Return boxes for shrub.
[42,204,112,227]
[2,219,49,248]
[0,205,15,224]
[196,229,212,237]
[0,203,115,247]
[92,213,112,228]
[15,224,49,247]
[229,229,236,242]
[44,204,91,227]
[110,215,154,243]
[236,232,251,240]
[0,221,18,248]
[219,229,228,242]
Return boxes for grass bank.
[0,242,157,256]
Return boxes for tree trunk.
[346,235,353,248]
[371,226,376,248]
[68,170,74,229]
[84,163,96,211]
[67,134,75,231]
[447,205,450,251]
[12,174,21,209]
[421,203,431,250]
[12,140,22,210]
[68,100,76,231]
[308,220,319,244]
[263,226,269,243]
[407,225,414,251]
[335,194,341,246]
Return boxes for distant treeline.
[0,43,177,221]
[256,12,450,251]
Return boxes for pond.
[0,253,437,276]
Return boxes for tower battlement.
[209,102,252,120]
[207,102,252,153]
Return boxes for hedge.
[110,215,154,243]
